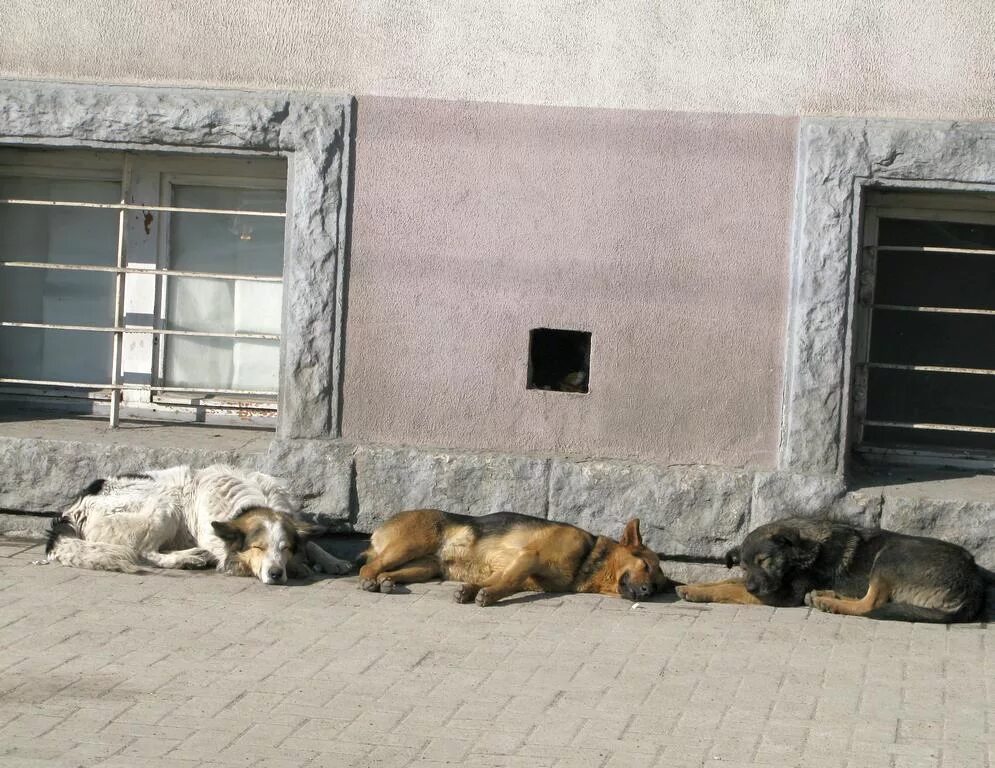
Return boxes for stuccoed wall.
[2,1,994,120]
[342,97,795,467]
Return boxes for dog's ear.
[211,520,243,545]
[772,529,819,568]
[724,546,741,569]
[619,519,643,548]
[791,538,820,569]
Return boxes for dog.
[45,465,351,584]
[358,509,670,606]
[675,517,986,622]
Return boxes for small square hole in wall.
[527,328,591,393]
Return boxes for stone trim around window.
[0,79,352,439]
[780,117,995,475]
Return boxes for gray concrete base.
[1,416,993,568]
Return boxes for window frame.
[150,159,288,418]
[0,81,352,440]
[0,149,124,405]
[0,149,289,427]
[781,118,995,477]
[852,192,995,469]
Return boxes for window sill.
[850,463,995,505]
[0,410,274,454]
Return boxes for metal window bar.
[874,244,995,257]
[0,194,285,426]
[859,243,995,443]
[864,420,995,436]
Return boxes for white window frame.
[152,168,287,415]
[0,148,288,427]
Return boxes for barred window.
[0,148,286,426]
[853,189,995,465]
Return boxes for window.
[527,328,591,393]
[0,148,287,426]
[853,189,995,464]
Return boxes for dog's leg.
[474,551,541,606]
[807,589,840,599]
[359,542,435,591]
[304,542,352,576]
[144,548,216,570]
[805,578,890,616]
[374,557,441,594]
[676,580,765,605]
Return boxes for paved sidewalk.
[1,536,992,768]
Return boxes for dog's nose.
[637,583,652,597]
[268,567,284,581]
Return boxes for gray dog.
[676,517,986,622]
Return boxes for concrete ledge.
[260,439,355,526]
[0,417,993,567]
[548,459,752,558]
[0,434,256,514]
[353,445,550,531]
[0,512,52,538]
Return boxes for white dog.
[45,465,351,584]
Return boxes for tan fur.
[677,580,765,605]
[804,578,892,615]
[212,507,313,583]
[360,510,669,605]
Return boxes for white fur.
[257,518,292,585]
[47,465,302,583]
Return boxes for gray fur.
[732,517,985,622]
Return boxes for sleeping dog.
[676,517,986,622]
[45,465,351,584]
[359,509,670,605]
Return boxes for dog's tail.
[45,518,143,573]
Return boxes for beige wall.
[2,1,994,119]
[342,98,796,468]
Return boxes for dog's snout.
[637,583,652,597]
[267,566,284,581]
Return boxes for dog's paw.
[475,588,495,607]
[804,590,836,613]
[179,549,216,569]
[675,585,705,602]
[378,577,395,594]
[454,583,478,604]
[803,589,837,607]
[360,578,380,592]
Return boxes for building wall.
[343,97,796,467]
[2,1,994,120]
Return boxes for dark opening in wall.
[527,328,591,393]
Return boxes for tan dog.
[359,509,670,606]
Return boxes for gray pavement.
[1,536,993,768]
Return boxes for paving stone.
[0,535,992,766]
